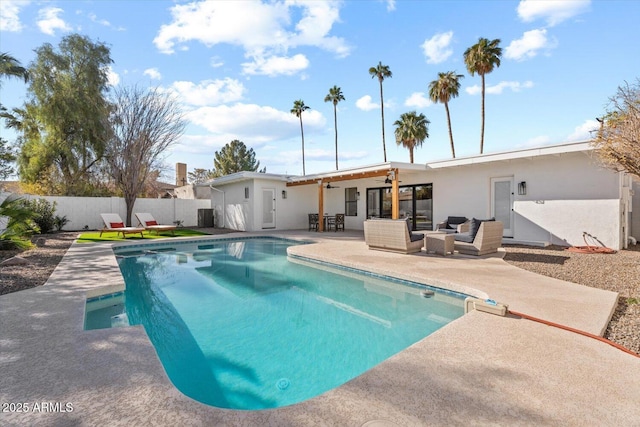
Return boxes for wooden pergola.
[286,167,401,231]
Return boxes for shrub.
[54,215,70,231]
[22,198,57,234]
[0,195,37,249]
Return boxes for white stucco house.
[200,141,637,250]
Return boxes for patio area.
[1,230,638,426]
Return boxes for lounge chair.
[453,219,503,256]
[363,218,424,254]
[100,213,145,238]
[134,213,176,236]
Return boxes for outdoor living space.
[1,229,638,426]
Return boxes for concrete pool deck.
[1,230,638,426]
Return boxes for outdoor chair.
[334,213,345,232]
[453,219,503,256]
[435,216,470,234]
[134,213,177,236]
[99,213,145,238]
[308,213,319,231]
[363,218,424,254]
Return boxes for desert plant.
[0,195,37,249]
[54,215,70,231]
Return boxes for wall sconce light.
[281,190,287,199]
[356,191,360,200]
[518,181,527,195]
[244,187,250,199]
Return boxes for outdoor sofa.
[363,218,424,254]
[453,219,504,256]
[435,216,470,234]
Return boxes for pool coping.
[2,230,639,426]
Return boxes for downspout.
[209,186,225,228]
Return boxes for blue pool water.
[92,238,465,409]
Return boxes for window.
[345,187,358,216]
[366,184,432,230]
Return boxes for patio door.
[262,188,276,229]
[491,177,513,237]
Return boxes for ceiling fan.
[325,182,340,189]
[376,171,401,184]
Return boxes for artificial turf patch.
[76,228,209,243]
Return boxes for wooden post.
[318,180,324,232]
[391,169,399,219]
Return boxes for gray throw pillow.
[469,217,495,239]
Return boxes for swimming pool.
[89,237,465,409]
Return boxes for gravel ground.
[1,234,638,354]
[503,244,640,354]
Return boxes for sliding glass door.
[367,184,432,230]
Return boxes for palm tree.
[368,61,392,162]
[463,38,502,154]
[0,52,29,87]
[429,71,464,158]
[291,99,310,175]
[393,111,430,164]
[324,85,345,170]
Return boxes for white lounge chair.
[100,213,145,238]
[134,213,176,236]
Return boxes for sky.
[1,0,638,183]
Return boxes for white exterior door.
[262,188,276,229]
[491,177,513,237]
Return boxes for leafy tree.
[188,168,215,184]
[0,137,16,180]
[213,140,265,177]
[105,85,186,226]
[290,100,310,175]
[17,34,113,195]
[593,79,640,178]
[369,61,393,162]
[393,111,430,163]
[324,85,345,170]
[464,37,502,154]
[0,52,29,87]
[429,71,464,158]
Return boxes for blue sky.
[1,0,638,182]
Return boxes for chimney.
[176,163,187,186]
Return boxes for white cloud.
[386,0,396,12]
[210,56,224,68]
[404,92,433,108]
[0,0,30,32]
[106,66,120,86]
[505,28,556,61]
[421,31,453,64]
[519,135,552,148]
[187,103,326,142]
[153,1,349,76]
[356,95,379,111]
[37,6,72,35]
[144,68,162,80]
[465,80,534,95]
[517,0,590,27]
[168,78,245,107]
[566,119,599,141]
[242,54,310,76]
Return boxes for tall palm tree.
[463,38,502,154]
[0,52,29,87]
[429,71,464,158]
[291,99,310,175]
[393,111,430,164]
[369,61,392,162]
[324,85,345,170]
